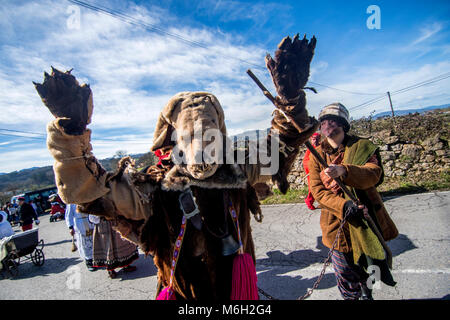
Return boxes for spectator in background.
[0,210,14,239]
[2,205,10,222]
[66,204,96,271]
[35,195,45,213]
[89,215,138,279]
[17,197,38,231]
[302,132,321,210]
[9,202,19,225]
[30,200,41,217]
[49,194,66,222]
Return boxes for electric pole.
[387,91,396,128]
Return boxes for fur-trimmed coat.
[46,112,317,300]
[309,135,398,253]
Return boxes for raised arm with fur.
[34,68,152,232]
[265,34,319,193]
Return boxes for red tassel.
[156,287,176,300]
[231,253,259,300]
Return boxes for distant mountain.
[231,128,270,141]
[0,152,149,195]
[0,167,39,176]
[372,104,450,119]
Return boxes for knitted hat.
[318,103,350,132]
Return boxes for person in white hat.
[66,204,96,271]
[0,210,14,239]
[308,102,398,300]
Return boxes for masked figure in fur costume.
[34,35,318,300]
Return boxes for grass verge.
[260,171,449,204]
[261,186,308,205]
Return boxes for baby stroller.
[48,194,65,222]
[1,228,45,278]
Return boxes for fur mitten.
[34,67,93,135]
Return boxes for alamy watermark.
[170,127,280,175]
[366,265,381,290]
[366,5,381,30]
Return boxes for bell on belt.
[221,234,240,256]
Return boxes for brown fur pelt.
[252,182,273,200]
[34,67,93,135]
[265,34,317,104]
[138,183,256,300]
[264,34,319,194]
[269,118,319,194]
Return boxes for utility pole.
[387,91,395,117]
[387,91,396,128]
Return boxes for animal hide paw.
[265,34,316,104]
[34,67,92,135]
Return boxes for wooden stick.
[247,68,357,202]
[247,68,392,268]
[246,69,277,105]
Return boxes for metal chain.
[257,207,351,301]
[297,209,349,300]
[258,287,278,300]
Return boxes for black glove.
[343,201,367,228]
[343,201,360,218]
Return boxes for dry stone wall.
[287,131,450,190]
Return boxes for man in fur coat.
[34,35,318,300]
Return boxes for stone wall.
[287,132,450,190]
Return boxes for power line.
[67,0,385,97]
[0,128,151,144]
[390,72,450,95]
[68,0,264,70]
[307,81,383,96]
[0,133,46,140]
[348,94,387,111]
[349,72,450,111]
[0,128,45,136]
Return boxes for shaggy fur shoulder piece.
[161,164,247,191]
[108,156,162,187]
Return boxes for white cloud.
[412,22,443,45]
[0,1,270,172]
[306,61,450,118]
[0,1,449,173]
[0,142,52,173]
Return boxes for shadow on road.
[256,237,335,299]
[256,234,418,299]
[118,254,158,281]
[388,234,418,257]
[4,257,80,280]
[94,254,158,281]
[256,265,336,300]
[257,234,417,270]
[44,239,72,247]
[256,237,331,269]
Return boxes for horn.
[221,234,240,256]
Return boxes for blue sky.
[0,0,449,173]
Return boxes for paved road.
[1,191,449,300]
